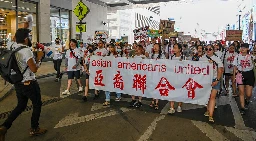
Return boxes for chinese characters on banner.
[89,56,213,105]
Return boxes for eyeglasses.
[205,48,213,51]
[98,43,102,44]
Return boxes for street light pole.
[238,10,242,30]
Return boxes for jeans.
[53,59,62,78]
[105,91,121,101]
[2,81,42,129]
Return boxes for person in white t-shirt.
[93,40,108,99]
[200,44,224,123]
[149,43,165,110]
[233,43,255,115]
[222,44,238,96]
[0,29,47,139]
[168,43,186,114]
[53,38,64,82]
[214,43,223,60]
[94,40,108,57]
[62,39,83,95]
[145,37,157,58]
[82,44,94,102]
[103,44,122,106]
[129,45,146,108]
[165,38,177,59]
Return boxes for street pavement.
[0,62,256,141]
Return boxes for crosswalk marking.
[137,115,166,141]
[192,120,229,141]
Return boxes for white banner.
[89,56,214,105]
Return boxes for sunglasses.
[205,48,213,51]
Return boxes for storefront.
[0,0,37,48]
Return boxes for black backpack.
[0,46,28,84]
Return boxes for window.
[50,7,70,47]
[0,0,37,48]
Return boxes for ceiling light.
[18,15,21,17]
[1,9,4,11]
[0,0,4,1]
[12,5,16,7]
[4,0,9,2]
[115,0,120,2]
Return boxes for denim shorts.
[212,79,221,90]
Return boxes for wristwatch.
[215,78,220,81]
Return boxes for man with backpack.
[0,28,47,141]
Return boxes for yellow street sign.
[76,24,86,32]
[73,1,89,21]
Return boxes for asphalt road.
[0,74,256,141]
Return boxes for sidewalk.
[0,61,65,101]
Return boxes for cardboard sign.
[191,38,200,42]
[159,20,175,34]
[225,30,243,41]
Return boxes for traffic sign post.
[73,0,89,41]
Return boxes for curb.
[0,73,57,102]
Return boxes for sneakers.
[59,73,63,79]
[240,108,246,115]
[168,108,175,114]
[204,111,209,117]
[62,90,70,95]
[54,78,59,82]
[0,126,7,141]
[103,101,110,106]
[115,97,122,102]
[135,101,142,108]
[129,100,137,107]
[209,116,214,123]
[93,94,99,100]
[30,127,47,136]
[78,86,83,92]
[245,100,250,110]
[177,106,182,113]
[82,96,87,102]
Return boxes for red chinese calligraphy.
[94,70,105,86]
[155,77,175,96]
[227,56,235,62]
[69,51,75,58]
[240,60,250,69]
[96,52,102,56]
[113,71,124,90]
[182,78,203,99]
[132,74,146,94]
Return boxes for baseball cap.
[241,43,249,48]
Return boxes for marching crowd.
[0,28,255,140]
[54,37,255,123]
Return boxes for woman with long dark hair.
[149,43,165,110]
